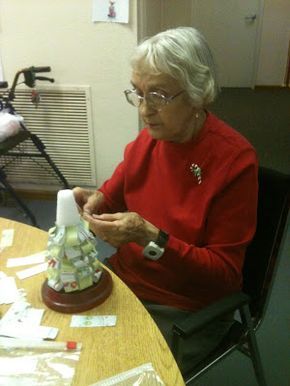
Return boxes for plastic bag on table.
[0,111,23,142]
[0,337,81,386]
[90,362,165,386]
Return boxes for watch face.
[143,241,164,260]
[148,249,158,257]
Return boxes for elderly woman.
[74,27,258,370]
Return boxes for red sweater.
[99,112,258,311]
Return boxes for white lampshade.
[56,189,80,226]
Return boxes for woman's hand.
[83,211,158,248]
[73,187,104,215]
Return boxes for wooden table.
[0,218,185,386]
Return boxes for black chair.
[171,166,289,386]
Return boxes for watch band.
[155,229,169,248]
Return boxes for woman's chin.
[148,126,163,139]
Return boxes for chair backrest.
[242,166,289,324]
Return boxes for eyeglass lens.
[127,91,166,109]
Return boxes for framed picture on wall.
[92,0,129,24]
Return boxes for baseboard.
[254,85,290,89]
[1,183,95,201]
[12,189,57,201]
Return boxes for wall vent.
[1,85,96,189]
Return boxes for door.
[191,0,261,87]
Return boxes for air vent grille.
[0,86,96,189]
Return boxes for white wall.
[0,0,139,186]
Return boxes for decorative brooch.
[190,163,202,184]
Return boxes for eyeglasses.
[124,89,184,111]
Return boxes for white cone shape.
[56,189,80,226]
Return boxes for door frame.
[251,0,265,87]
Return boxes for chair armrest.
[173,291,249,338]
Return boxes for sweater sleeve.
[98,139,139,213]
[162,149,258,295]
[98,160,127,213]
[97,132,150,213]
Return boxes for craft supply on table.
[0,337,82,386]
[90,362,165,385]
[70,314,117,327]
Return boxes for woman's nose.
[139,99,157,117]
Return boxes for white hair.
[131,27,219,108]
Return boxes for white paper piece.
[0,300,44,327]
[65,246,82,260]
[7,250,48,267]
[0,276,19,305]
[16,262,48,280]
[0,301,58,340]
[0,229,14,249]
[70,315,117,327]
[0,323,58,340]
[92,0,129,23]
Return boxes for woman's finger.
[92,213,122,221]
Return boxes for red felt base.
[41,269,113,313]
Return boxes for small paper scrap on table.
[7,250,48,267]
[0,229,14,249]
[0,276,20,305]
[70,315,117,327]
[0,300,58,340]
[16,262,48,280]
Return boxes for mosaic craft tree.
[42,190,112,313]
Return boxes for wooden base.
[41,269,113,313]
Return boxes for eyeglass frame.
[123,88,184,111]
